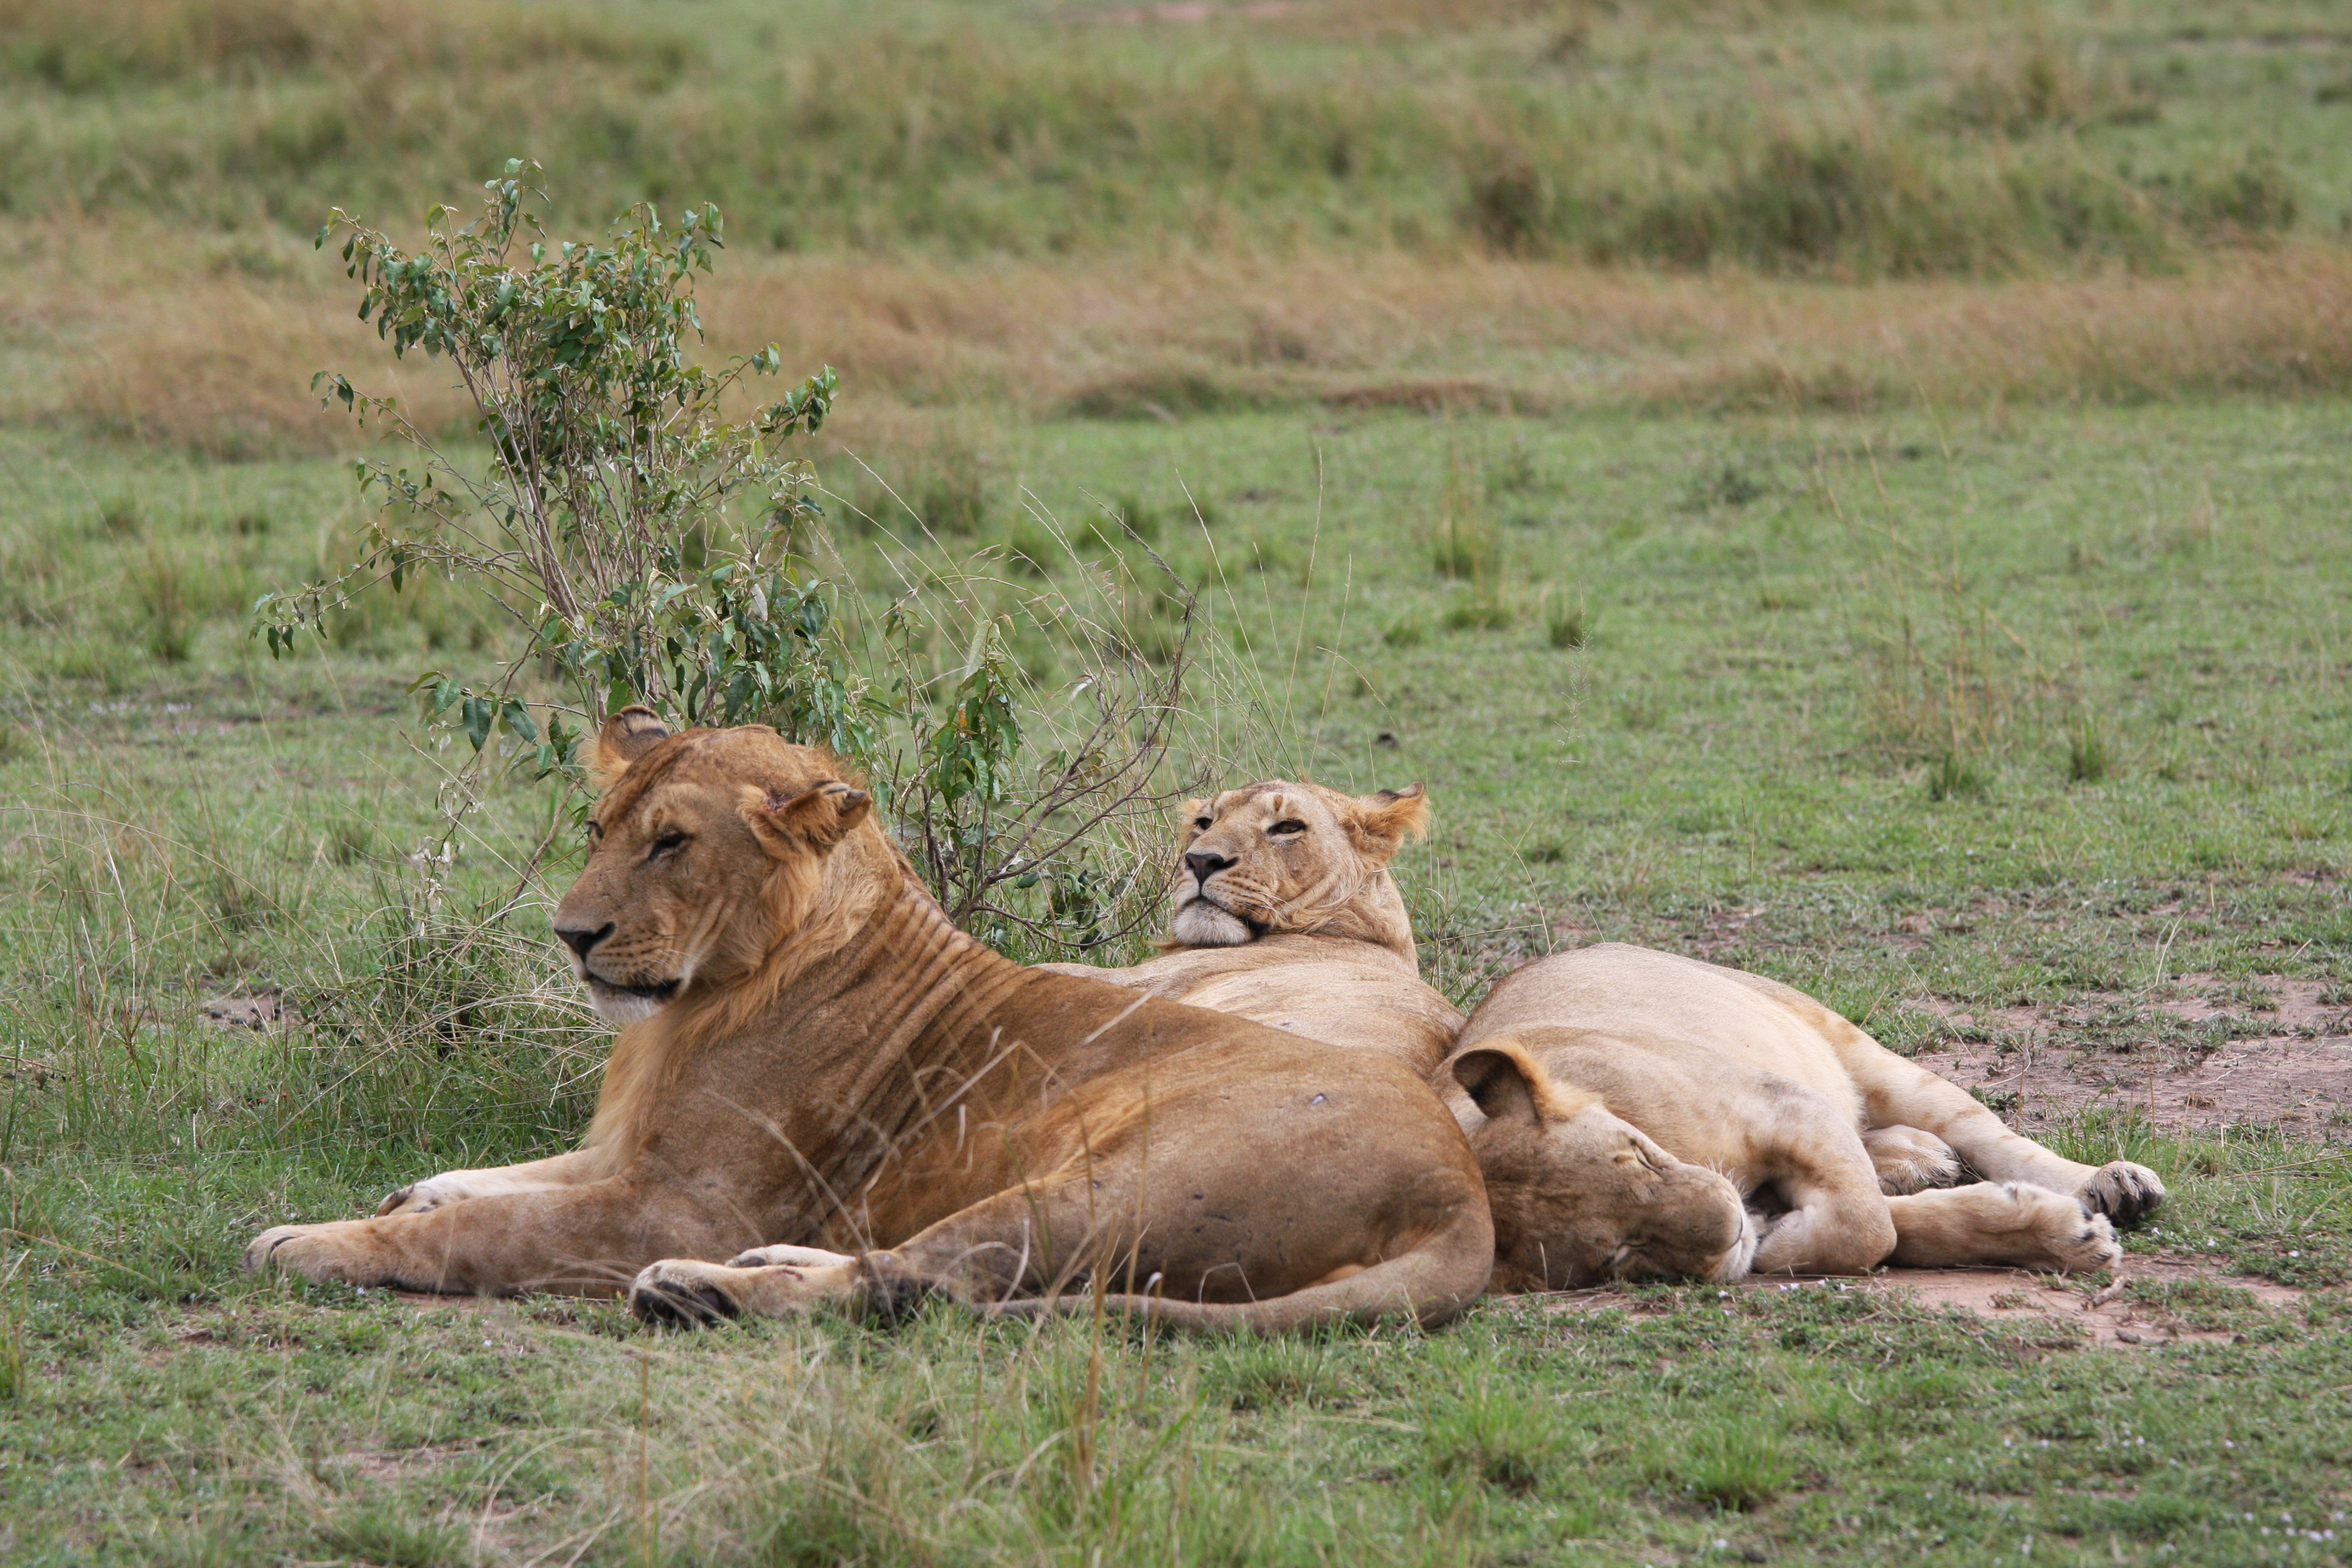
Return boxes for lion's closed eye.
[1268,818,1307,836]
[648,829,692,860]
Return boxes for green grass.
[4,0,2351,271]
[4,386,2352,1560]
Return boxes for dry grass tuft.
[0,0,670,88]
[13,226,2352,455]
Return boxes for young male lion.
[1037,779,1461,1075]
[1441,944,2166,1289]
[245,710,1492,1330]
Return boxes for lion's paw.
[724,1244,858,1270]
[2079,1161,2166,1226]
[629,1252,863,1327]
[1864,1125,1961,1195]
[243,1221,389,1286]
[374,1173,472,1217]
[1998,1183,2121,1274]
[628,1259,746,1327]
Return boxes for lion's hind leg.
[1835,1031,2165,1224]
[1886,1184,2118,1273]
[1863,1125,1959,1195]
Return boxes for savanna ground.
[4,0,2352,1563]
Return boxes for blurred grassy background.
[7,0,2352,454]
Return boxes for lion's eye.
[649,829,691,859]
[1193,817,1212,831]
[1269,818,1307,836]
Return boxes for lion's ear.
[751,779,872,855]
[1452,1037,1569,1128]
[1345,782,1429,865]
[591,705,672,791]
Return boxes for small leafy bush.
[258,163,1197,958]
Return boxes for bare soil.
[1537,1261,2313,1347]
[1906,975,2352,1138]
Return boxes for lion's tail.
[987,1203,1495,1336]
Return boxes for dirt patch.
[1907,975,2352,1137]
[2161,974,2344,1030]
[394,1290,501,1312]
[1912,1037,2352,1135]
[1537,1263,2310,1347]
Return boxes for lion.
[1439,944,2166,1289]
[244,709,1492,1331]
[1035,779,1462,1076]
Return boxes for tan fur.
[1037,780,1460,1076]
[1442,945,2164,1288]
[250,711,1492,1332]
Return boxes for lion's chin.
[587,978,679,1026]
[1170,899,1254,948]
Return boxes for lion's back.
[1465,945,1861,1127]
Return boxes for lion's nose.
[1183,851,1233,883]
[557,921,615,962]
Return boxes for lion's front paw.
[243,1221,390,1286]
[1999,1183,2121,1273]
[2079,1161,2166,1226]
[723,1243,858,1270]
[628,1259,745,1327]
[373,1173,473,1217]
[628,1251,863,1327]
[1864,1125,1962,1195]
[372,1182,442,1218]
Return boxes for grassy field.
[5,394,2352,1563]
[5,0,2352,1563]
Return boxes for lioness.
[245,710,1492,1330]
[1442,945,2166,1289]
[1036,779,1462,1075]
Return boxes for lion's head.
[1168,779,1430,958]
[1449,1034,1754,1289]
[552,707,881,1025]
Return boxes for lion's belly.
[1532,1040,1844,1186]
[828,1026,1481,1294]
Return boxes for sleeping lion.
[1037,779,1462,1076]
[1441,945,2166,1288]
